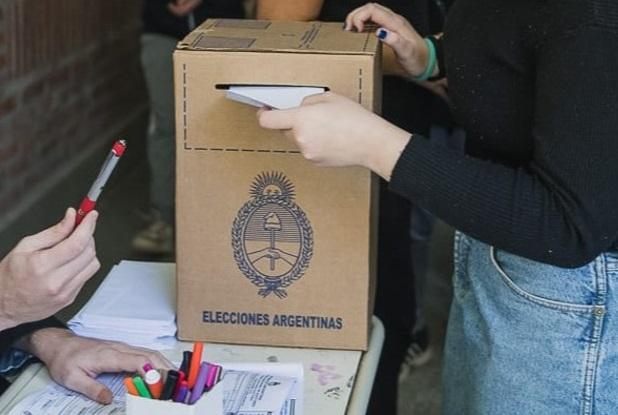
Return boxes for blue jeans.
[444,232,618,414]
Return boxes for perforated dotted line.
[192,148,301,154]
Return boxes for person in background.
[258,1,618,413]
[257,1,448,414]
[0,208,170,403]
[133,0,245,255]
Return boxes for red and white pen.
[75,140,127,226]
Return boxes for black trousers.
[367,182,416,415]
[367,77,434,415]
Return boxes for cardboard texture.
[175,19,381,350]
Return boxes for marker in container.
[132,376,152,399]
[144,369,163,399]
[173,371,186,400]
[187,343,203,389]
[189,362,210,404]
[75,140,126,226]
[205,363,220,391]
[180,351,192,375]
[124,377,139,396]
[174,380,189,403]
[160,370,180,401]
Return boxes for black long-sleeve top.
[389,0,618,268]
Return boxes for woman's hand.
[0,208,100,331]
[17,328,173,404]
[257,92,411,180]
[345,3,431,79]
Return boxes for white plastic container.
[125,381,223,415]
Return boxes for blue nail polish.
[377,29,388,40]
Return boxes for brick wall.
[0,0,146,229]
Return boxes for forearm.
[366,127,412,181]
[0,277,18,331]
[411,32,444,81]
[389,134,617,268]
[13,327,69,364]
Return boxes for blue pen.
[188,362,210,404]
[174,381,189,403]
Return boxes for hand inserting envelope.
[225,85,327,110]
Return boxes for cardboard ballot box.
[174,19,381,350]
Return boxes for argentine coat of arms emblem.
[231,172,314,298]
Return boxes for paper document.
[8,364,303,415]
[224,363,304,415]
[223,371,295,415]
[68,261,177,350]
[8,373,126,415]
[226,86,326,109]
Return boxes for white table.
[0,317,383,415]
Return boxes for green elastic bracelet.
[411,37,437,82]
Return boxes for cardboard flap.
[177,19,379,55]
[178,30,202,50]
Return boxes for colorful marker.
[205,363,220,391]
[132,376,152,399]
[144,369,163,399]
[173,371,186,400]
[174,381,189,403]
[75,140,126,226]
[187,343,203,389]
[161,370,180,401]
[124,377,139,396]
[189,362,210,404]
[180,351,192,375]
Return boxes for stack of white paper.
[68,261,177,350]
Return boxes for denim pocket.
[489,246,603,313]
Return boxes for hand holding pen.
[0,208,99,329]
[0,139,128,327]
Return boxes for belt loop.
[593,254,608,306]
